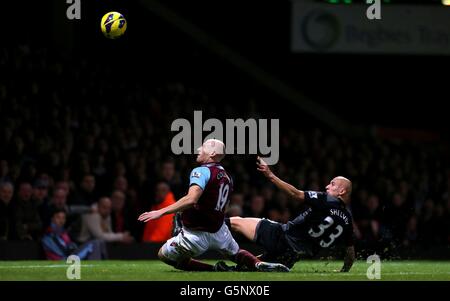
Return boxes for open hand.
[256,156,273,178]
[138,210,163,222]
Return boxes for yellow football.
[101,12,127,39]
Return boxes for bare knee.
[158,247,169,262]
[158,247,164,260]
[158,247,176,266]
[158,247,190,270]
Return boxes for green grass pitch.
[1,260,449,281]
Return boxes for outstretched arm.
[257,156,305,202]
[138,185,203,222]
[340,245,355,272]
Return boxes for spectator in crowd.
[226,204,243,217]
[77,197,134,244]
[16,182,33,205]
[0,182,15,240]
[229,193,244,209]
[32,179,50,205]
[33,179,50,219]
[383,192,411,248]
[226,193,245,217]
[356,194,382,242]
[110,190,137,238]
[0,160,11,183]
[42,188,94,229]
[55,181,71,197]
[69,174,97,206]
[245,195,266,218]
[403,215,418,247]
[160,159,184,199]
[14,182,43,240]
[354,194,383,254]
[142,182,176,243]
[265,192,292,223]
[42,209,107,260]
[113,176,128,194]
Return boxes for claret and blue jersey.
[181,163,233,233]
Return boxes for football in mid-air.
[101,12,127,39]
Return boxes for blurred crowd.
[0,44,449,260]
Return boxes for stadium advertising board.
[291,0,450,54]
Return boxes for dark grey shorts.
[254,219,288,256]
[254,219,307,269]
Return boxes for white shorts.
[161,223,239,262]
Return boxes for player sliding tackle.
[138,139,289,272]
[223,157,355,272]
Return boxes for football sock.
[233,249,260,270]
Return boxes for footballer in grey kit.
[227,157,355,272]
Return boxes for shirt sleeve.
[189,167,211,190]
[304,191,328,208]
